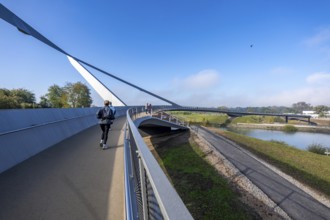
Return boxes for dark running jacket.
[97,106,116,125]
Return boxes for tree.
[0,88,11,97]
[0,82,93,109]
[314,105,329,118]
[11,88,35,104]
[217,106,228,110]
[0,89,13,109]
[45,82,92,108]
[64,82,92,108]
[46,84,68,108]
[39,95,51,108]
[0,88,35,109]
[292,101,312,113]
[11,88,36,108]
[0,88,19,109]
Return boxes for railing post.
[125,123,134,179]
[138,152,149,220]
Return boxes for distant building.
[302,110,330,118]
[302,111,319,118]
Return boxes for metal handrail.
[124,108,193,220]
[124,122,135,219]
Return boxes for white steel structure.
[68,56,125,106]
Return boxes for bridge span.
[163,106,312,123]
[0,107,329,219]
[0,107,192,220]
[0,4,327,219]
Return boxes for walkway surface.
[196,126,330,220]
[0,116,126,220]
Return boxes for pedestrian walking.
[145,103,149,114]
[97,100,116,150]
[148,103,152,114]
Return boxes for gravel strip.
[205,126,330,210]
[191,128,291,220]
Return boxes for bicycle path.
[196,126,330,220]
[0,116,126,220]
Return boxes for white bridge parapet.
[0,107,131,174]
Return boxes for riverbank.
[231,123,330,134]
[145,128,330,219]
[144,131,262,219]
[206,127,330,207]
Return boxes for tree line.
[1,85,329,116]
[0,82,92,109]
[219,101,330,117]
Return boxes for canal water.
[223,127,330,150]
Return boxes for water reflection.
[223,127,330,150]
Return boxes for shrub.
[202,120,210,126]
[307,143,327,155]
[283,125,298,133]
[270,139,288,145]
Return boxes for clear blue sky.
[1,0,330,107]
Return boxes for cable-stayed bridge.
[1,4,328,220]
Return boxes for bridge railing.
[124,108,193,220]
[0,108,103,174]
[151,111,189,127]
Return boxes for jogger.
[97,100,116,150]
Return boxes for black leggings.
[100,124,111,144]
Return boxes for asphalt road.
[0,116,126,220]
[195,126,330,220]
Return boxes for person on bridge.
[145,103,149,114]
[147,103,152,114]
[97,100,116,150]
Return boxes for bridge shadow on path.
[0,116,126,220]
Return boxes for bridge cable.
[0,3,180,107]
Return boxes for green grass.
[231,115,285,124]
[283,124,298,133]
[168,112,330,196]
[212,129,330,197]
[155,138,255,219]
[307,143,328,155]
[269,139,288,145]
[168,111,228,126]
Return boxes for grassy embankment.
[170,111,289,126]
[231,115,285,124]
[169,111,229,126]
[231,116,330,133]
[148,131,256,219]
[211,129,330,197]
[168,112,330,197]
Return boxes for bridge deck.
[0,116,126,220]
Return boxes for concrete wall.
[0,106,135,174]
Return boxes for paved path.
[195,126,330,220]
[0,116,126,220]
